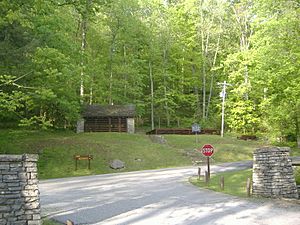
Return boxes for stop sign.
[201,144,214,157]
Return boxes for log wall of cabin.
[84,117,127,132]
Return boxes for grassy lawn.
[190,169,253,197]
[295,167,300,184]
[190,168,300,197]
[1,129,298,179]
[43,219,61,225]
[165,134,300,161]
[0,129,192,179]
[164,134,266,163]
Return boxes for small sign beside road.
[201,144,214,157]
[192,123,201,133]
[199,144,215,179]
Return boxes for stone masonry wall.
[0,154,41,225]
[252,147,298,199]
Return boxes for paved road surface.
[40,161,300,225]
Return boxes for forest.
[0,0,299,143]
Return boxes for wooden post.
[205,171,209,184]
[109,117,111,132]
[207,157,210,179]
[118,117,121,132]
[246,177,251,197]
[75,158,78,171]
[66,220,74,225]
[220,176,224,190]
[198,167,201,180]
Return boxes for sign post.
[200,144,214,179]
[217,81,232,137]
[192,123,201,143]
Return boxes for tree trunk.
[149,61,154,130]
[109,34,116,105]
[206,29,221,118]
[296,111,300,148]
[192,63,200,118]
[163,48,170,127]
[123,45,127,98]
[201,19,206,120]
[79,0,91,101]
[232,4,252,100]
[80,13,87,99]
[89,86,93,105]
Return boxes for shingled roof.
[83,104,135,117]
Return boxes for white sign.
[192,124,200,133]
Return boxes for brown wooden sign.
[74,155,93,170]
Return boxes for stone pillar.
[252,147,298,199]
[0,154,41,225]
[127,118,135,134]
[76,118,85,133]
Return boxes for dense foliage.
[0,0,299,142]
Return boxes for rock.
[149,135,167,144]
[110,159,125,169]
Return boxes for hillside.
[1,129,298,179]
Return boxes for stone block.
[22,154,39,162]
[12,221,27,225]
[9,162,23,168]
[0,155,23,162]
[28,220,42,225]
[25,201,40,210]
[0,164,10,170]
[26,167,37,173]
[0,219,7,224]
[23,162,36,168]
[3,174,19,181]
[0,206,10,212]
[7,182,21,187]
[33,214,41,220]
[21,190,38,197]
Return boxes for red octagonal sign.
[201,144,214,157]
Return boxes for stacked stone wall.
[252,147,298,199]
[0,154,41,225]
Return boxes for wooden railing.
[146,128,220,135]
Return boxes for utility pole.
[218,81,231,137]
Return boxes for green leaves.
[0,0,298,139]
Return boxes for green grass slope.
[2,129,297,180]
[190,169,253,197]
[164,134,265,163]
[0,130,192,179]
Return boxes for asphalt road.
[40,161,300,225]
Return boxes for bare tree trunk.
[149,61,154,130]
[199,0,212,120]
[232,4,252,100]
[206,28,221,118]
[296,108,300,148]
[89,86,93,105]
[79,0,92,101]
[80,14,87,99]
[201,19,206,120]
[123,45,127,98]
[192,63,200,118]
[163,48,170,127]
[109,34,116,105]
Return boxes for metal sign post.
[200,144,214,178]
[192,123,201,144]
[217,81,231,138]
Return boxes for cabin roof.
[83,104,135,117]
